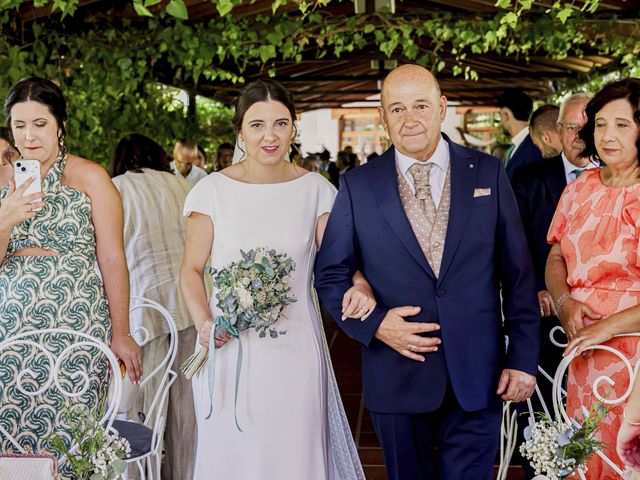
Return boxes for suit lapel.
[369,149,435,279]
[544,156,567,206]
[437,140,477,284]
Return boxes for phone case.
[13,160,42,198]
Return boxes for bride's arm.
[316,213,376,321]
[180,213,229,348]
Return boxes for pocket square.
[473,188,491,197]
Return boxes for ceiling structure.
[13,0,640,110]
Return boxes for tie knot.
[573,167,586,178]
[409,162,434,185]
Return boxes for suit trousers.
[370,383,502,480]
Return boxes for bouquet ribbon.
[205,315,243,432]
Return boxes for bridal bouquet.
[181,247,296,428]
[520,402,608,480]
[182,247,297,380]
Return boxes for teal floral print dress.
[0,153,111,473]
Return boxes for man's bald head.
[378,64,447,161]
[381,64,441,107]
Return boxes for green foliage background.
[0,0,637,165]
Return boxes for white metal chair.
[0,327,123,470]
[110,296,178,480]
[498,326,639,479]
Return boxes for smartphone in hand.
[13,159,42,203]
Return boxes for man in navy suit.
[529,105,562,160]
[511,94,593,479]
[498,88,545,180]
[315,65,540,480]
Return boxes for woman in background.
[111,133,197,480]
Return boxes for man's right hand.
[374,306,441,362]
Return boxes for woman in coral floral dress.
[547,78,640,479]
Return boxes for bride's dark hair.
[232,79,297,135]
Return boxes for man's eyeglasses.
[558,123,584,134]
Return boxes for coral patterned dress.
[548,168,640,479]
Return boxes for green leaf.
[272,0,287,15]
[216,0,234,16]
[133,1,153,17]
[494,0,511,8]
[556,5,574,24]
[166,0,188,20]
[144,0,162,5]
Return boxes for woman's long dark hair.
[110,133,171,177]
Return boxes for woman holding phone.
[0,77,141,467]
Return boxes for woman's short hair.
[231,79,296,135]
[110,133,171,177]
[579,78,640,161]
[3,77,68,140]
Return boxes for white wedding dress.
[184,172,365,480]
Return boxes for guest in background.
[547,78,640,479]
[171,140,207,184]
[498,88,545,179]
[302,155,322,173]
[216,142,234,170]
[529,105,562,159]
[0,126,17,186]
[111,133,197,480]
[196,144,210,172]
[0,77,140,473]
[511,93,592,479]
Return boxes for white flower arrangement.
[520,402,607,480]
[47,403,130,480]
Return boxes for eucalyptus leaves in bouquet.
[46,403,130,480]
[520,402,608,479]
[213,247,296,338]
[181,247,297,429]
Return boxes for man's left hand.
[496,368,536,403]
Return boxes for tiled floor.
[327,325,525,480]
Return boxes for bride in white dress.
[180,79,372,480]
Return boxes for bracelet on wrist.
[554,293,571,318]
[623,409,640,426]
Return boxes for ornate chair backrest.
[512,327,638,480]
[0,328,122,462]
[128,296,178,454]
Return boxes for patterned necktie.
[409,163,437,221]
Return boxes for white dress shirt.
[113,169,195,339]
[395,136,450,208]
[170,161,208,184]
[510,127,530,157]
[561,153,598,184]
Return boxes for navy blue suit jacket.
[505,134,545,180]
[511,156,566,291]
[314,137,540,414]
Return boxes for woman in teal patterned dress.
[0,78,141,469]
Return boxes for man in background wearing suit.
[315,64,540,480]
[529,105,563,159]
[511,93,593,479]
[498,88,545,179]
